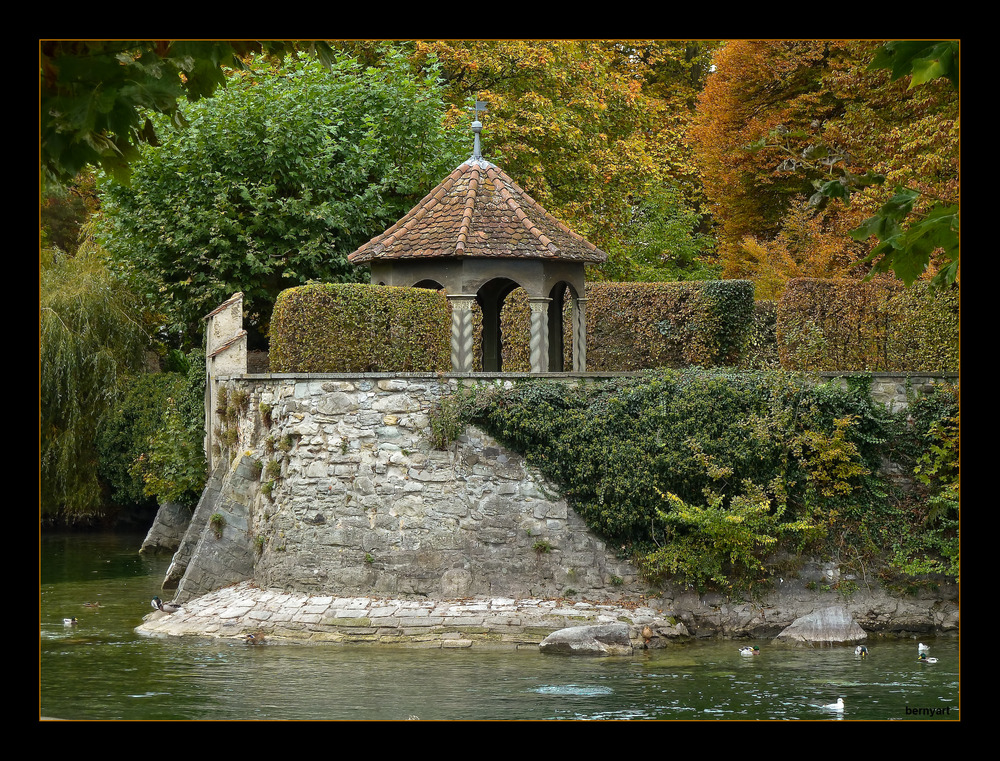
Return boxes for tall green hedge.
[586,280,754,370]
[739,300,781,370]
[269,284,450,372]
[777,278,959,371]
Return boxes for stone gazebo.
[348,120,607,373]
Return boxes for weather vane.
[470,96,487,160]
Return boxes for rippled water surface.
[40,533,959,721]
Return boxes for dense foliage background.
[689,40,959,296]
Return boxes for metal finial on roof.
[470,99,487,161]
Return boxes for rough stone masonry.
[206,374,638,602]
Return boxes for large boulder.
[539,623,633,656]
[774,605,867,644]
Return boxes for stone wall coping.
[219,370,959,382]
[813,371,958,379]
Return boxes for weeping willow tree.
[40,234,149,521]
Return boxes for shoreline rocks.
[136,580,956,652]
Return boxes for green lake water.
[40,533,960,721]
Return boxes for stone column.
[528,297,551,374]
[572,296,588,372]
[448,295,477,373]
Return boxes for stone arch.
[547,281,577,372]
[476,276,524,372]
[413,278,446,290]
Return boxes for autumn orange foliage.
[690,40,959,297]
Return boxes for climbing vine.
[461,369,957,591]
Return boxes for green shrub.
[269,283,450,372]
[98,373,182,509]
[428,391,466,449]
[98,350,207,509]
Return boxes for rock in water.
[539,623,633,656]
[774,605,866,644]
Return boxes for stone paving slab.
[135,581,665,650]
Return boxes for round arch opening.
[476,277,523,372]
[547,281,577,372]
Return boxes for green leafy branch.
[40,40,336,186]
[869,40,959,90]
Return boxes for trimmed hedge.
[777,278,959,371]
[586,280,755,370]
[269,283,450,372]
[739,300,781,370]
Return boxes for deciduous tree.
[690,40,959,294]
[98,52,466,346]
[344,40,721,280]
[40,237,149,519]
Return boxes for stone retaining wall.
[165,370,956,605]
[198,374,638,603]
[148,370,958,642]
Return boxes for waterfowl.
[918,642,930,652]
[82,601,101,608]
[63,617,78,626]
[739,646,760,656]
[855,645,869,658]
[918,653,939,664]
[822,698,845,711]
[151,596,182,613]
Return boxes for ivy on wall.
[462,369,958,590]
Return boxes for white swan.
[822,698,845,711]
[918,642,930,652]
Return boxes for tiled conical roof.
[348,158,607,265]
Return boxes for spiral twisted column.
[448,295,477,373]
[572,296,588,372]
[528,297,551,374]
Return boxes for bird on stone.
[151,596,182,613]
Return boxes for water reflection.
[40,534,959,721]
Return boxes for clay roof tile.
[348,159,607,265]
